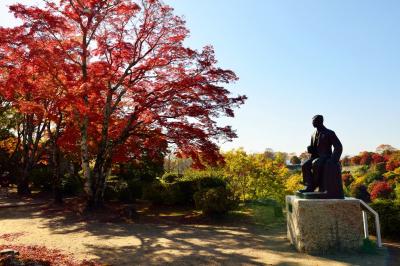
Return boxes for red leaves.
[0,244,100,266]
[18,101,45,115]
[0,231,96,265]
[386,159,400,172]
[0,0,246,170]
[0,232,25,242]
[370,181,394,200]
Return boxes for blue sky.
[1,1,400,155]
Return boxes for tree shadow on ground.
[0,198,388,266]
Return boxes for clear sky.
[1,0,400,156]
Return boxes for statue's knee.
[302,160,312,172]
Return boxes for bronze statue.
[298,115,344,199]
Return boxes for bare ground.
[0,197,388,266]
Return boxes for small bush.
[174,179,197,204]
[161,173,180,183]
[395,185,400,203]
[196,176,226,190]
[61,173,83,196]
[127,179,143,200]
[163,183,187,205]
[142,181,165,204]
[360,238,378,254]
[374,162,387,175]
[181,171,227,190]
[350,183,371,202]
[364,171,383,185]
[104,179,133,202]
[142,180,193,206]
[29,167,53,191]
[143,172,230,207]
[194,187,237,215]
[342,172,354,187]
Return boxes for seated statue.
[297,115,344,199]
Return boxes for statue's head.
[312,115,324,128]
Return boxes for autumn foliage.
[342,145,400,173]
[340,145,400,205]
[0,0,245,206]
[369,181,393,201]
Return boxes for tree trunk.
[85,87,114,209]
[51,145,63,204]
[17,177,30,195]
[17,166,31,195]
[88,154,112,209]
[81,116,94,208]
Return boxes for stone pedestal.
[286,195,363,254]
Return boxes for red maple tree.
[1,0,246,207]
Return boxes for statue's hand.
[328,157,339,164]
[307,145,314,154]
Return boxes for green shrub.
[395,185,400,203]
[181,170,227,190]
[61,173,83,196]
[360,238,378,254]
[163,183,187,205]
[142,181,165,204]
[341,172,354,187]
[29,167,53,191]
[369,200,400,240]
[127,179,143,200]
[364,171,383,185]
[104,179,132,202]
[194,187,237,215]
[350,183,371,202]
[174,179,197,204]
[143,172,229,207]
[374,162,387,175]
[142,180,191,206]
[196,176,226,190]
[117,157,164,183]
[161,173,180,183]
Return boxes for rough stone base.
[286,195,363,254]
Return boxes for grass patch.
[229,202,285,228]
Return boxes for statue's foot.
[296,187,315,198]
[298,187,315,193]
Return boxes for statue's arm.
[307,135,316,156]
[330,132,343,162]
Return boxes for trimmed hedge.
[29,167,53,191]
[61,173,83,196]
[194,187,236,215]
[161,173,180,183]
[143,173,237,214]
[105,178,142,203]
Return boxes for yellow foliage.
[0,137,18,154]
[285,173,303,194]
[222,148,290,204]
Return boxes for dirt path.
[385,242,400,266]
[0,203,388,265]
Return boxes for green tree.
[222,149,289,203]
[223,148,253,201]
[290,156,301,165]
